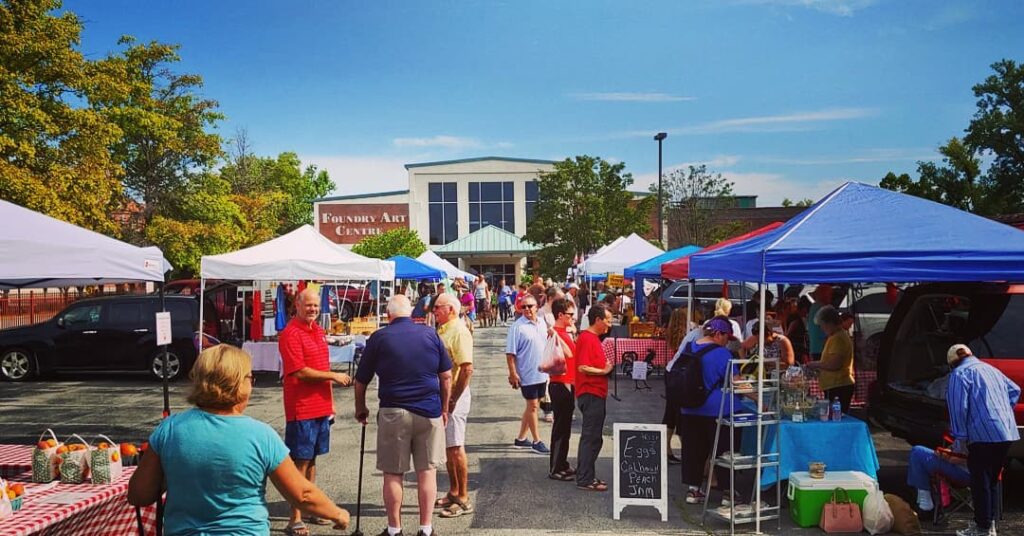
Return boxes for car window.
[62,304,102,327]
[853,292,894,315]
[166,301,194,325]
[967,294,1024,359]
[671,284,689,298]
[108,303,142,325]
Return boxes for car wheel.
[339,302,356,321]
[0,348,36,382]
[151,351,183,381]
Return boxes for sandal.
[305,515,331,525]
[576,480,608,492]
[434,493,457,509]
[284,522,310,536]
[439,499,475,518]
[548,470,574,481]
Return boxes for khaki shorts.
[445,388,472,448]
[376,407,445,474]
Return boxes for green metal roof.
[405,156,557,169]
[433,225,538,255]
[315,190,409,202]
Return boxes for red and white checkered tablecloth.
[0,466,158,536]
[0,445,32,479]
[808,370,877,407]
[602,337,673,367]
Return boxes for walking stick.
[352,423,367,536]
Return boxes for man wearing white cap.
[945,344,1020,536]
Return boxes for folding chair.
[929,432,1004,526]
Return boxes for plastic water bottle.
[831,397,842,421]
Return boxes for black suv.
[869,282,1024,459]
[0,295,199,382]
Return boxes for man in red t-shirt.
[574,302,615,491]
[279,287,352,533]
[548,297,578,481]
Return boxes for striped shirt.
[946,356,1021,444]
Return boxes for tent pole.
[687,279,694,328]
[755,283,766,533]
[241,282,246,342]
[160,281,169,418]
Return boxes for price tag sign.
[607,274,624,287]
[631,361,648,381]
[613,423,668,521]
[155,311,172,346]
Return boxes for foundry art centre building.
[313,156,556,285]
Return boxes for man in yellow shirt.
[433,293,475,518]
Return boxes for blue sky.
[65,0,1022,205]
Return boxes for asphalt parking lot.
[1,326,1021,535]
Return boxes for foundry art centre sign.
[318,203,409,244]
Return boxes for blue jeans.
[906,445,969,490]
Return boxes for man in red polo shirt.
[574,302,614,492]
[279,287,352,535]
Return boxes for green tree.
[525,155,656,279]
[220,150,334,234]
[964,59,1024,214]
[351,228,427,259]
[0,0,124,234]
[781,198,814,207]
[655,164,734,247]
[879,137,983,212]
[89,36,224,233]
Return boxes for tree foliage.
[524,156,656,279]
[881,60,1023,216]
[781,198,815,207]
[655,164,734,247]
[351,228,427,259]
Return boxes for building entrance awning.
[433,225,538,256]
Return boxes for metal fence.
[0,287,147,330]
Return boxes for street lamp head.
[654,132,667,141]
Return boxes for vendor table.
[601,337,671,367]
[243,341,356,376]
[743,414,880,488]
[0,445,31,478]
[0,466,157,536]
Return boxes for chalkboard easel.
[613,423,668,522]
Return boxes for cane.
[352,422,367,536]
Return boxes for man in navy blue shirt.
[355,295,453,536]
[946,344,1020,536]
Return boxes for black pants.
[499,303,511,322]
[549,382,574,474]
[678,413,744,498]
[967,441,1011,530]
[576,393,606,486]
[824,384,855,414]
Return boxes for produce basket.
[628,321,657,338]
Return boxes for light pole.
[654,132,667,247]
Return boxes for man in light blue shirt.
[946,344,1020,536]
[505,294,550,455]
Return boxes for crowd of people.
[123,275,1019,536]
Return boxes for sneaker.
[513,438,531,449]
[416,531,436,536]
[543,412,554,423]
[531,441,550,454]
[377,530,403,536]
[720,492,742,508]
[685,488,706,504]
[667,453,681,465]
[957,523,993,536]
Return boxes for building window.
[469,181,515,233]
[525,180,539,225]
[428,182,458,245]
[469,264,517,288]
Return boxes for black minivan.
[0,295,199,382]
[869,282,1024,459]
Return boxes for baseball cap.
[947,344,971,365]
[703,317,737,340]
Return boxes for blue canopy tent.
[624,244,700,318]
[387,255,445,280]
[687,181,1024,526]
[689,181,1024,284]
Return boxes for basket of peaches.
[2,479,26,512]
[119,442,141,466]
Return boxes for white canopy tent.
[582,233,663,275]
[201,225,394,281]
[416,250,475,282]
[1,199,171,289]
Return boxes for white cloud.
[632,155,743,186]
[300,155,410,195]
[735,0,879,17]
[618,107,876,138]
[755,148,940,165]
[722,172,843,206]
[568,92,696,103]
[392,135,482,149]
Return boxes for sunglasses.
[522,304,538,309]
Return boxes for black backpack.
[666,342,721,408]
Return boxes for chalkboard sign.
[613,423,668,521]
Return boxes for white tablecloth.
[242,341,356,376]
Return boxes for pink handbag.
[819,487,863,533]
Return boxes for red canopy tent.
[660,222,784,280]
